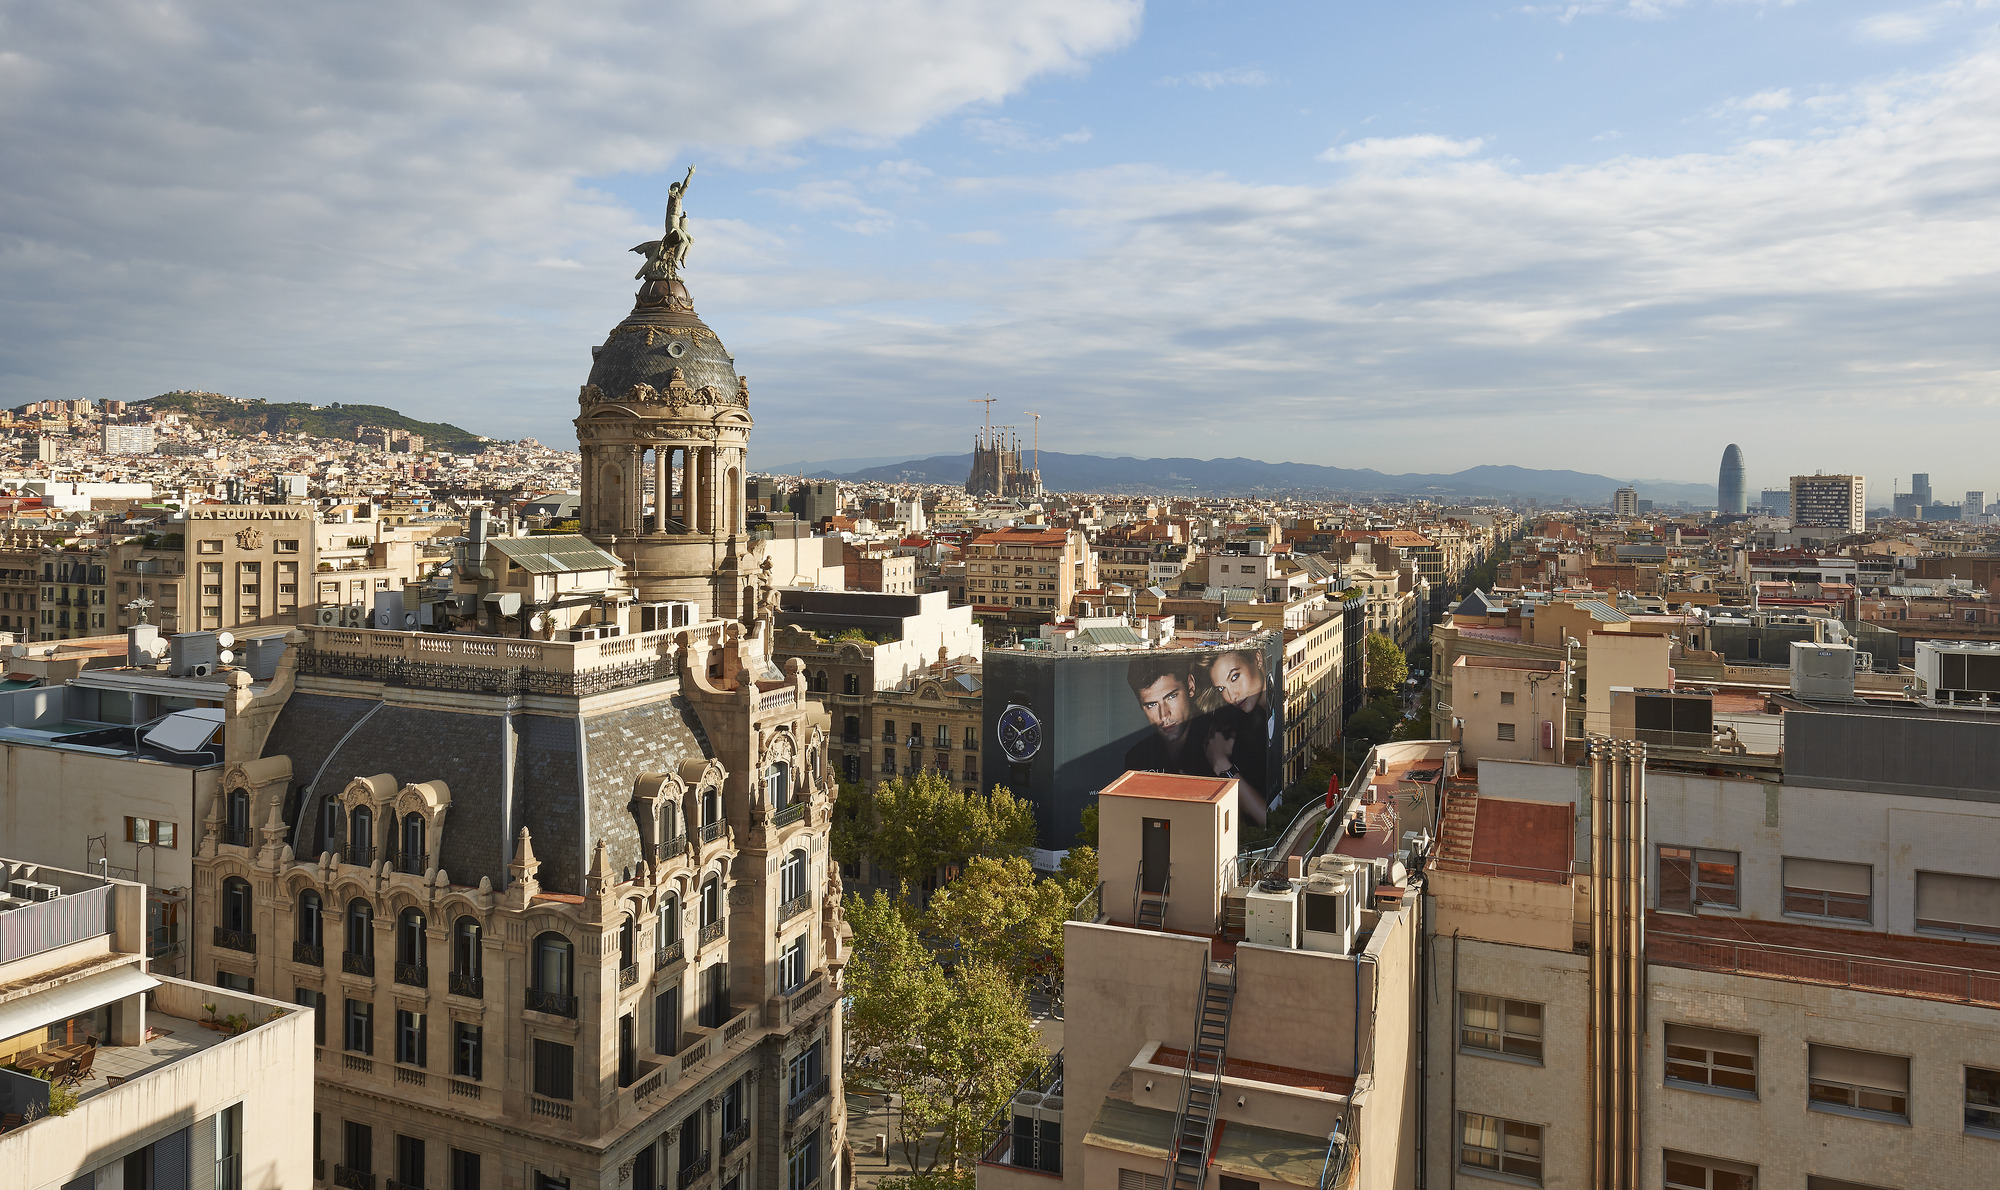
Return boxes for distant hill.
[139,392,491,453]
[807,450,1715,506]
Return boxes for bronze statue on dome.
[632,165,696,285]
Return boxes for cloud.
[0,0,1141,436]
[948,230,1005,245]
[732,45,2000,476]
[962,116,1094,151]
[1320,135,1486,163]
[1155,67,1272,89]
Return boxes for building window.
[767,761,792,811]
[126,816,177,847]
[296,988,326,1046]
[344,1121,373,1176]
[779,935,807,993]
[881,749,895,774]
[1658,846,1739,912]
[787,1126,822,1190]
[1664,1024,1757,1097]
[964,726,978,749]
[198,540,222,554]
[1459,994,1542,1062]
[1782,858,1872,924]
[344,999,374,1054]
[781,850,808,904]
[1807,1045,1908,1120]
[396,1135,425,1190]
[452,917,481,986]
[700,878,721,928]
[532,1038,575,1101]
[216,969,252,993]
[1498,690,1515,705]
[1914,871,2000,939]
[1457,1113,1541,1184]
[1662,1151,1757,1190]
[450,1149,481,1190]
[395,1009,427,1067]
[1496,722,1516,741]
[345,899,374,962]
[453,1021,483,1080]
[220,876,252,933]
[1968,1066,2000,1136]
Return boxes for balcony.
[343,952,375,977]
[334,1165,377,1190]
[721,1121,751,1156]
[394,962,428,989]
[656,938,685,967]
[657,835,688,862]
[698,919,724,949]
[774,802,806,828]
[787,1076,830,1123]
[530,1097,572,1121]
[621,963,640,989]
[449,971,484,999]
[525,988,579,1017]
[348,845,376,868]
[222,825,250,848]
[779,893,812,924]
[678,1151,711,1189]
[294,941,324,966]
[213,926,256,954]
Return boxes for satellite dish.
[216,649,236,666]
[216,631,236,649]
[528,613,548,633]
[8,644,25,658]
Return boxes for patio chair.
[63,1048,96,1084]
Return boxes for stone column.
[629,445,645,533]
[654,445,670,534]
[580,447,596,534]
[695,448,712,535]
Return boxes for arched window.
[811,670,827,692]
[349,806,375,866]
[299,890,324,953]
[699,877,720,929]
[221,876,252,933]
[451,917,482,997]
[656,894,681,952]
[619,914,636,972]
[399,813,425,875]
[225,788,250,847]
[396,908,427,971]
[531,932,574,1000]
[345,899,375,970]
[657,801,680,847]
[781,849,808,905]
[766,761,791,812]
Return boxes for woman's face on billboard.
[1208,650,1266,714]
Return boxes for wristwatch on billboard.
[998,702,1043,762]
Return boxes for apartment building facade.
[965,528,1089,619]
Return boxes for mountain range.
[760,450,1716,506]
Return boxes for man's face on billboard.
[1135,674,1195,743]
[1209,651,1267,714]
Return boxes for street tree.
[1364,632,1408,697]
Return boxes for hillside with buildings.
[138,390,490,453]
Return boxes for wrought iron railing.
[448,971,483,999]
[526,988,578,1017]
[333,1164,376,1190]
[657,938,685,966]
[779,893,812,924]
[701,820,724,844]
[213,926,256,954]
[787,1076,830,1123]
[348,845,376,868]
[294,941,323,965]
[395,962,428,988]
[222,825,250,847]
[775,802,807,827]
[657,835,688,861]
[699,919,724,947]
[722,1121,751,1156]
[678,1151,711,1189]
[343,952,375,977]
[621,963,640,989]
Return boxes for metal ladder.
[1134,862,1171,930]
[1167,963,1236,1190]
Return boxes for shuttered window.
[1664,1024,1757,1096]
[1915,871,2000,939]
[1783,859,1872,923]
[1118,1171,1167,1190]
[1807,1045,1908,1119]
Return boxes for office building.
[1613,486,1639,518]
[1788,474,1866,534]
[101,423,158,456]
[1716,445,1746,515]
[1912,472,1932,506]
[1758,488,1790,517]
[1968,491,1985,517]
[0,859,314,1187]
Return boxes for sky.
[4,1,1999,497]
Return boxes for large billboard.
[982,631,1286,852]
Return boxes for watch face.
[998,703,1042,762]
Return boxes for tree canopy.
[833,770,1037,891]
[1364,632,1408,697]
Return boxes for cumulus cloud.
[1155,67,1272,89]
[0,0,1140,436]
[1320,135,1486,163]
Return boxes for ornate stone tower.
[577,174,762,621]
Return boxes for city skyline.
[4,4,1999,480]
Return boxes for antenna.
[124,597,154,624]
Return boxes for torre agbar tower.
[187,182,848,1190]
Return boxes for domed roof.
[586,280,741,402]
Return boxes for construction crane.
[1021,410,1042,475]
[967,395,997,441]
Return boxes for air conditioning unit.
[1243,879,1299,949]
[187,663,213,679]
[1009,1090,1062,1174]
[9,881,57,902]
[340,603,367,628]
[167,631,220,677]
[314,606,340,627]
[371,589,405,631]
[566,626,601,643]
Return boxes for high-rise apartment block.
[1968,491,1986,516]
[1912,472,1932,506]
[1613,486,1639,518]
[1789,474,1866,533]
[101,422,157,455]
